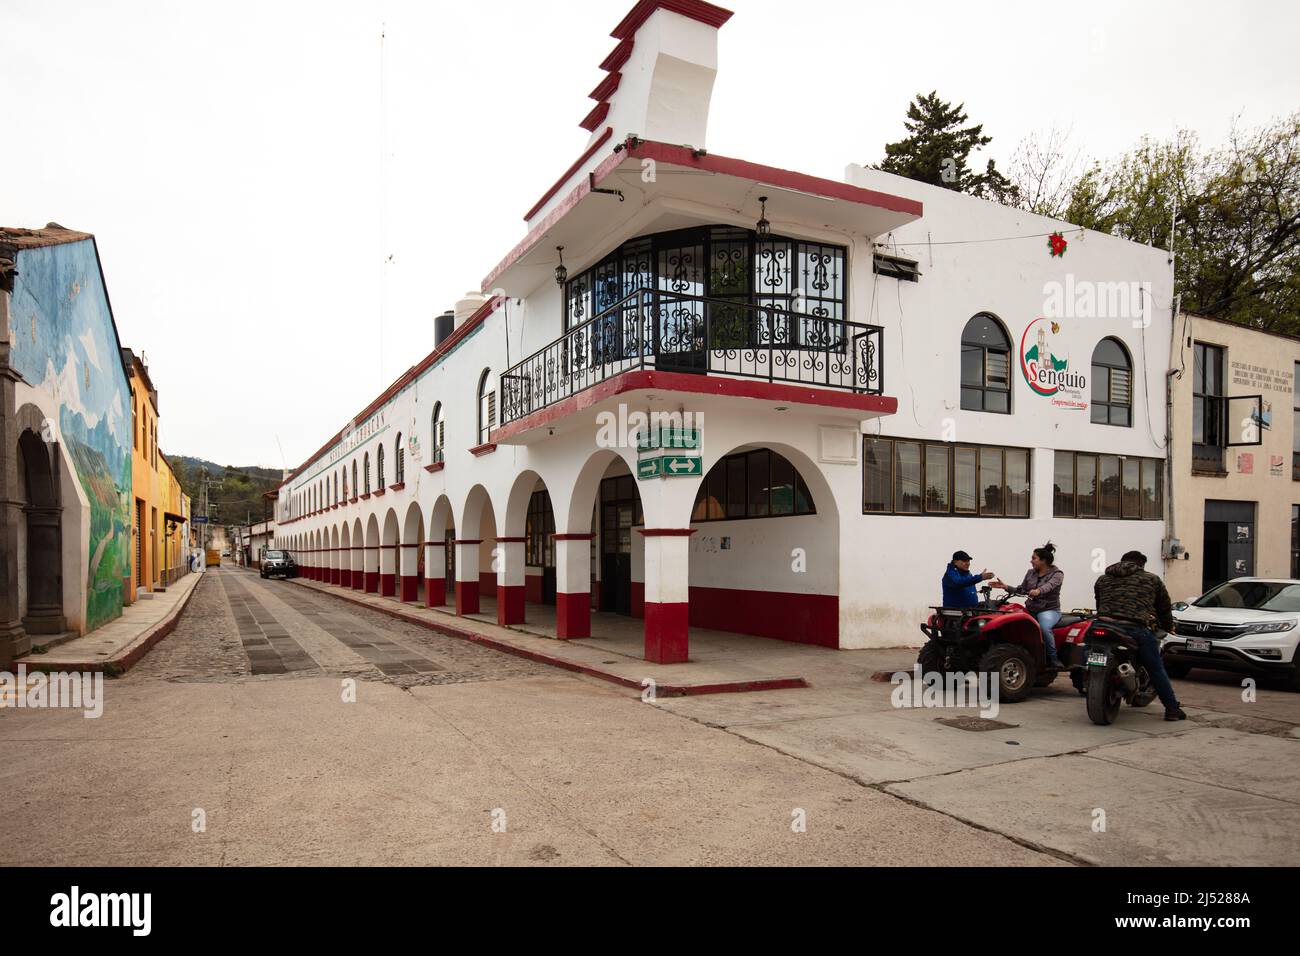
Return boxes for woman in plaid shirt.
[994,543,1064,668]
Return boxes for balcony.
[500,288,884,426]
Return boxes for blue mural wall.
[9,239,132,632]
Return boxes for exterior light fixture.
[555,246,567,286]
[756,197,771,239]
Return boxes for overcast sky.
[4,0,1298,470]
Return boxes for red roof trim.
[579,101,610,132]
[523,127,613,222]
[589,72,621,102]
[611,0,733,39]
[625,139,925,217]
[599,39,634,72]
[280,295,504,489]
[490,369,897,444]
[489,137,922,292]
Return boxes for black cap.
[952,550,972,562]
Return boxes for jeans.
[1132,626,1181,710]
[1035,609,1062,663]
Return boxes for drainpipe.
[1165,295,1185,563]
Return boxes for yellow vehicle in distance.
[205,549,222,568]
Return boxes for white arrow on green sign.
[638,455,702,479]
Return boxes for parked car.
[260,549,298,580]
[1165,578,1300,691]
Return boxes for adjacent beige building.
[1167,313,1300,601]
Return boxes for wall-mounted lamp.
[555,246,567,286]
[755,197,771,239]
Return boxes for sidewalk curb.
[21,573,204,676]
[289,577,808,698]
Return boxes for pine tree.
[880,91,1018,203]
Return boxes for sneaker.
[1164,706,1187,721]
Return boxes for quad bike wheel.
[917,640,945,674]
[979,644,1036,703]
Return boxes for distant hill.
[169,455,282,527]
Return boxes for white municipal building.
[274,0,1173,663]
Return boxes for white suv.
[1165,578,1300,691]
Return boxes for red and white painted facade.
[275,0,1173,661]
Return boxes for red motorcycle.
[919,585,1093,702]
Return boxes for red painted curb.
[290,578,808,698]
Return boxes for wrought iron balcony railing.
[500,288,883,425]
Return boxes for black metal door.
[656,241,706,373]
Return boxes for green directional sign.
[638,455,702,480]
[637,427,701,452]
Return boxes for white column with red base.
[640,529,692,664]
[554,534,592,639]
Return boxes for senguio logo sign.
[1019,318,1088,411]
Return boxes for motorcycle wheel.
[1086,662,1122,725]
[918,640,945,674]
[978,644,1036,703]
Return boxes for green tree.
[880,91,1019,203]
[1062,114,1300,332]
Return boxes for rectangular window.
[1055,451,1162,519]
[863,437,892,513]
[924,445,950,513]
[1053,453,1075,517]
[1193,342,1226,472]
[1121,457,1141,518]
[954,447,978,514]
[747,450,771,517]
[1005,448,1030,517]
[1077,455,1098,517]
[863,439,1029,517]
[1293,363,1300,480]
[894,441,922,514]
[979,447,1004,516]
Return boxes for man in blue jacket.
[942,550,995,607]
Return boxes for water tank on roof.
[435,310,454,347]
[454,291,487,327]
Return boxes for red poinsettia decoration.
[1048,232,1068,257]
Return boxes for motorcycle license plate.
[1087,651,1109,667]
[1186,638,1212,653]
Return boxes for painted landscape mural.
[9,239,132,632]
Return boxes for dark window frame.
[562,225,850,352]
[862,437,1031,518]
[960,313,1013,414]
[1053,450,1163,520]
[1193,341,1227,473]
[1091,336,1134,428]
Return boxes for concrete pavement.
[4,568,1297,866]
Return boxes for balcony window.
[563,225,846,348]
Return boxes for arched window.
[351,460,358,499]
[1091,337,1132,427]
[394,434,405,484]
[692,448,817,521]
[377,444,386,488]
[961,314,1012,414]
[478,369,496,445]
[363,453,371,493]
[431,402,444,464]
[342,466,348,501]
